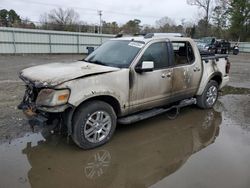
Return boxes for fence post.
[49,33,52,54]
[12,30,16,54]
[77,34,80,54]
[100,34,103,45]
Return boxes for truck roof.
[111,34,193,44]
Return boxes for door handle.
[193,67,201,72]
[162,72,172,78]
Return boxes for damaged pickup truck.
[18,33,230,149]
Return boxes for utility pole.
[98,10,102,34]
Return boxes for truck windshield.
[84,40,144,68]
[200,37,213,44]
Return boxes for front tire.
[197,80,219,109]
[72,100,117,149]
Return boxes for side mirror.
[135,61,154,73]
[86,47,95,55]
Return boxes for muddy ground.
[0,55,83,143]
[0,53,250,188]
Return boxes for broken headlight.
[36,89,70,107]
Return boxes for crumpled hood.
[20,61,120,87]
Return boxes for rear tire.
[197,80,219,109]
[72,100,117,149]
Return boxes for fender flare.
[197,72,222,96]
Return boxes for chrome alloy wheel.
[84,111,112,143]
[206,85,218,106]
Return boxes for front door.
[129,41,173,113]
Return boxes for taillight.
[226,59,230,74]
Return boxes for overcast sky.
[1,0,200,26]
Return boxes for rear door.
[170,41,202,100]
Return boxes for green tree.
[121,19,141,34]
[0,9,8,26]
[196,19,211,38]
[187,0,214,36]
[8,9,21,26]
[102,21,120,34]
[212,1,229,38]
[228,0,250,41]
[0,9,21,27]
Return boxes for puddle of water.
[0,95,250,188]
[0,133,45,188]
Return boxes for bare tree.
[156,17,175,28]
[155,16,176,32]
[48,8,79,25]
[187,0,214,35]
[40,8,80,31]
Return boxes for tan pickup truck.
[18,33,230,149]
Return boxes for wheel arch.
[209,73,222,86]
[76,95,122,116]
[65,93,122,136]
[197,72,222,95]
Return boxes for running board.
[118,98,196,124]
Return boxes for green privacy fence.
[0,27,114,54]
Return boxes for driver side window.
[139,42,169,70]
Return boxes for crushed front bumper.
[18,83,46,126]
[18,103,48,126]
[18,84,74,135]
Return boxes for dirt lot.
[0,54,249,188]
[228,53,250,88]
[0,55,83,142]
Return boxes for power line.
[7,0,162,19]
[24,0,98,12]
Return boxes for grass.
[221,86,250,95]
